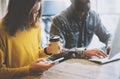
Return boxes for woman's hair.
[3,0,42,35]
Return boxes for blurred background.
[0,0,120,48]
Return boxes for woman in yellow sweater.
[0,0,56,79]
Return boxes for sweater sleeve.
[37,23,50,58]
[0,44,30,79]
[39,47,49,58]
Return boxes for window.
[0,0,8,19]
[89,0,120,48]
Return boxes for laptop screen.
[109,18,120,58]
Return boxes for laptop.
[89,19,120,64]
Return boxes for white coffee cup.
[47,36,61,54]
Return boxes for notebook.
[89,19,120,64]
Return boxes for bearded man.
[50,0,111,59]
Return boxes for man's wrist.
[76,48,90,59]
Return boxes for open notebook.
[89,19,120,64]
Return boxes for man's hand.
[84,49,107,58]
[29,58,56,73]
[106,46,111,54]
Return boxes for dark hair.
[3,0,42,35]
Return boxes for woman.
[0,0,55,79]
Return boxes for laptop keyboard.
[90,53,120,63]
[91,56,109,61]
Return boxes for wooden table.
[19,59,120,79]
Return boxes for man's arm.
[50,16,66,47]
[95,13,111,46]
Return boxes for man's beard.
[75,2,90,13]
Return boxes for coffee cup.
[47,36,61,54]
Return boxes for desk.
[19,59,120,79]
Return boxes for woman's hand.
[46,43,62,54]
[84,49,107,58]
[29,58,56,73]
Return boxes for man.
[50,0,110,59]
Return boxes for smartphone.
[52,57,64,63]
[39,57,64,64]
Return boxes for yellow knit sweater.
[0,20,49,79]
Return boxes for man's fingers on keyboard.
[99,51,107,58]
[95,54,101,58]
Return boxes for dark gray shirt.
[50,6,111,49]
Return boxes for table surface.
[19,59,120,79]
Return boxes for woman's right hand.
[29,58,56,73]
